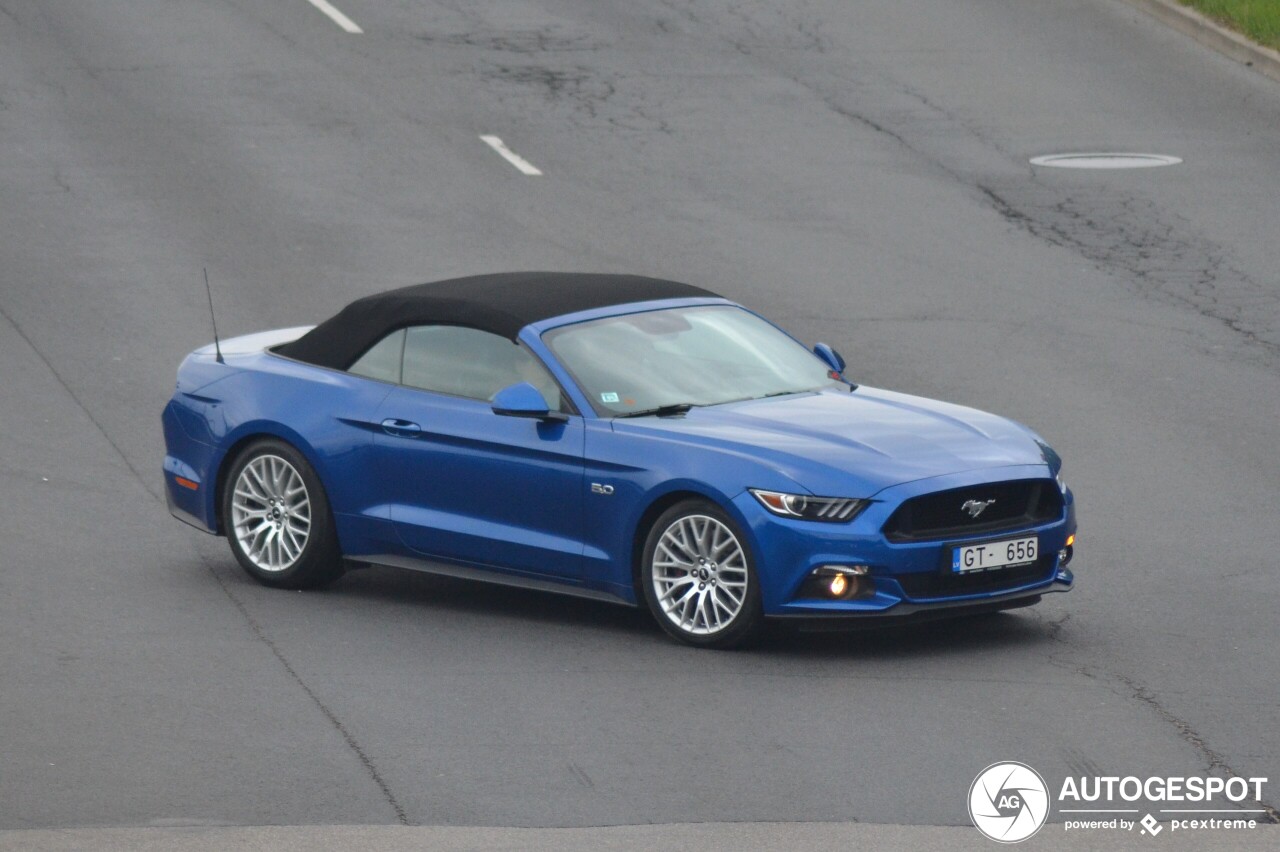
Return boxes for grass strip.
[1180,0,1280,51]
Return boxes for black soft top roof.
[277,272,719,370]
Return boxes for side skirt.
[351,554,637,608]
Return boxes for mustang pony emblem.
[961,498,997,518]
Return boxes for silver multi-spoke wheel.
[651,514,749,636]
[230,454,311,573]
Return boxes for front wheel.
[222,439,345,589]
[640,500,764,649]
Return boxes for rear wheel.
[222,439,345,589]
[640,499,764,649]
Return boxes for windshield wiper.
[615,402,698,419]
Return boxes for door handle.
[381,418,422,438]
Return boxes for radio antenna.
[203,267,224,364]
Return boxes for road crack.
[979,181,1280,361]
[199,555,411,825]
[1112,672,1280,823]
[0,302,410,825]
[1037,611,1277,823]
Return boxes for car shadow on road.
[753,609,1061,660]
[328,563,1062,659]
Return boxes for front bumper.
[770,569,1073,630]
[731,465,1077,618]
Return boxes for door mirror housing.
[812,342,846,374]
[492,382,568,422]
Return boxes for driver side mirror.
[492,382,568,423]
[812,342,846,375]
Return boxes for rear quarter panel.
[163,350,395,553]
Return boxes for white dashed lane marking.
[479,135,544,176]
[305,0,363,33]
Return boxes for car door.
[369,325,586,579]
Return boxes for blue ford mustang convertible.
[163,272,1076,648]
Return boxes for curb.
[1120,0,1280,85]
[2,824,1278,852]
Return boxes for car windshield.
[543,305,842,416]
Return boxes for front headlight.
[1055,470,1068,495]
[749,489,868,522]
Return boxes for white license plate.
[952,535,1038,573]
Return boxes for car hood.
[613,386,1051,497]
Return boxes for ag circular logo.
[968,761,1050,843]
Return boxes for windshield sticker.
[601,392,620,403]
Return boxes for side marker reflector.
[175,476,199,491]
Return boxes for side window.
[401,326,564,410]
[348,328,405,383]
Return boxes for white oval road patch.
[1030,153,1182,169]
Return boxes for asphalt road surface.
[2,0,1278,845]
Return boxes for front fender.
[581,419,809,599]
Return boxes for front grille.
[882,478,1062,542]
[893,558,1056,600]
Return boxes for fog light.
[803,565,873,601]
[1058,545,1074,567]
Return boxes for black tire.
[640,499,764,649]
[221,438,345,589]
